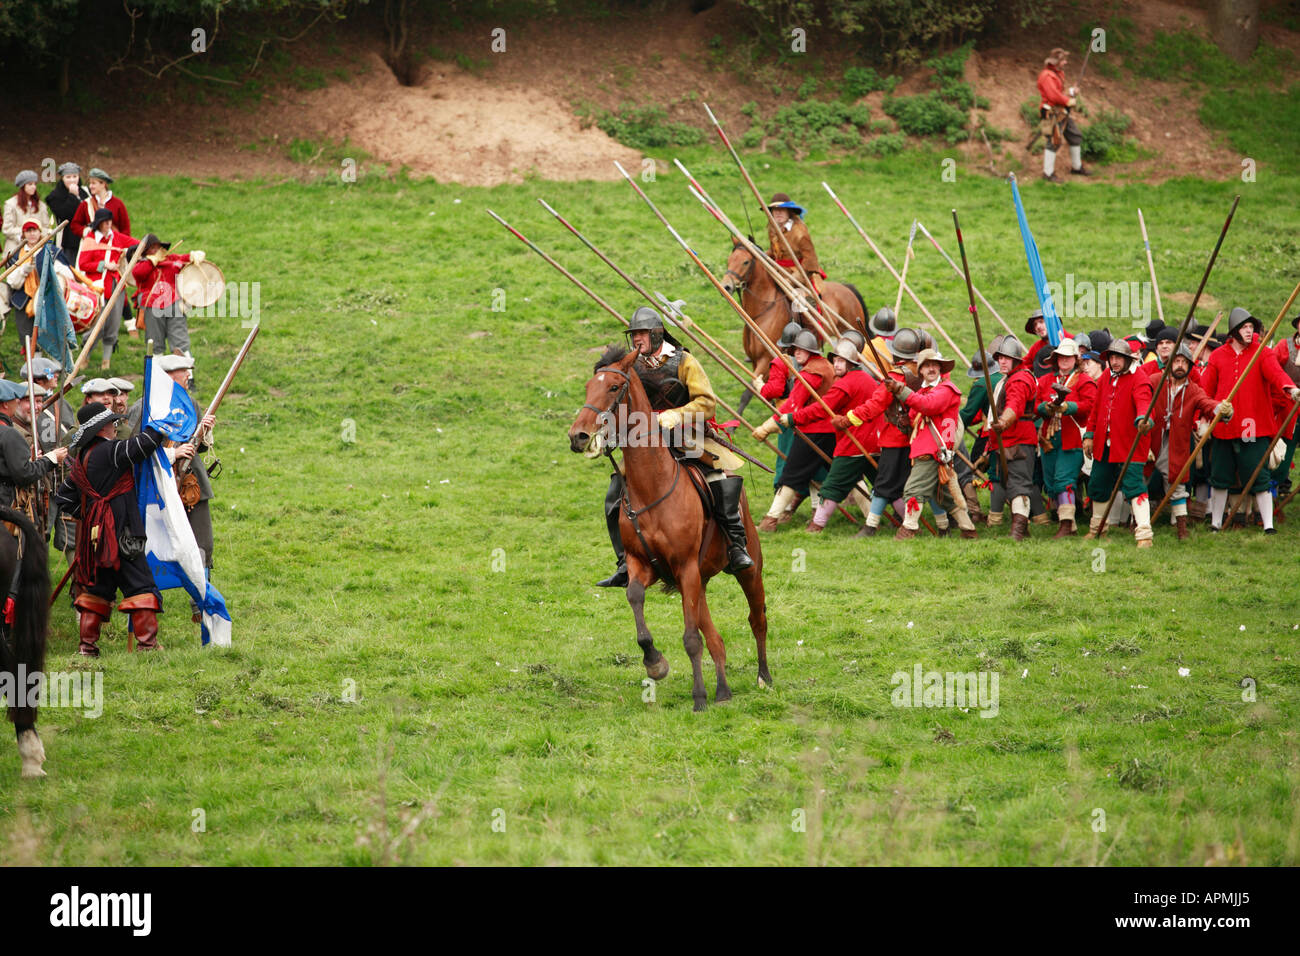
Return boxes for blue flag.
[33,242,77,369]
[134,356,232,647]
[1009,175,1063,347]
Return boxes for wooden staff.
[487,208,777,476]
[1096,195,1240,531]
[42,240,148,414]
[0,222,69,285]
[1154,277,1300,523]
[821,183,966,358]
[615,162,925,531]
[50,559,76,607]
[672,159,852,342]
[1137,208,1165,326]
[24,337,40,459]
[1192,310,1224,364]
[893,220,918,320]
[176,322,259,481]
[952,209,1010,488]
[703,102,824,311]
[915,220,1012,335]
[1222,396,1300,525]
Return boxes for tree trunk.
[1210,0,1260,64]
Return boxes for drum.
[64,280,99,332]
[178,260,225,309]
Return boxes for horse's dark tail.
[0,508,49,730]
[842,282,868,331]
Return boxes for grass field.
[1,148,1298,865]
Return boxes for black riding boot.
[596,472,628,588]
[711,475,755,574]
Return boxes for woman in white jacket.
[3,170,55,258]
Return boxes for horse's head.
[569,347,638,458]
[721,236,756,297]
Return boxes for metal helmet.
[791,329,821,353]
[915,329,935,351]
[1073,331,1091,351]
[1174,342,1196,366]
[888,327,923,362]
[832,337,864,367]
[1103,337,1137,362]
[967,350,991,379]
[992,335,1026,362]
[626,306,666,349]
[778,321,803,350]
[1227,306,1261,338]
[1024,308,1045,335]
[839,329,867,353]
[869,307,896,338]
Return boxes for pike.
[703,102,825,312]
[952,208,1010,489]
[1137,208,1165,326]
[915,220,1012,335]
[487,207,778,476]
[821,182,966,358]
[42,240,148,415]
[893,220,918,320]
[1008,173,1064,348]
[617,162,922,530]
[1154,276,1300,524]
[1094,195,1240,533]
[193,322,259,450]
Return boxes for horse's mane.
[595,344,628,371]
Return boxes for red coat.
[76,229,134,299]
[1147,377,1218,483]
[70,194,130,241]
[793,368,879,456]
[1086,366,1155,462]
[1036,369,1096,450]
[1273,338,1300,440]
[990,367,1038,449]
[1199,339,1297,440]
[904,377,962,460]
[133,252,193,311]
[1037,64,1071,109]
[760,355,791,402]
[850,368,913,449]
[774,356,834,435]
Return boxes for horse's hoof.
[17,730,45,779]
[20,765,47,779]
[715,688,733,703]
[693,698,708,713]
[646,656,670,681]
[758,671,773,688]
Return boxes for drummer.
[129,233,206,360]
[77,208,136,370]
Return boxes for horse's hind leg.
[678,568,709,712]
[15,723,45,779]
[695,593,731,703]
[627,570,669,682]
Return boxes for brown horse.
[568,348,771,711]
[721,237,868,412]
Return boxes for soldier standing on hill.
[1037,47,1089,182]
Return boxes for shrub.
[883,93,968,140]
[1080,108,1134,162]
[842,65,899,98]
[797,76,819,98]
[866,133,906,156]
[595,104,704,151]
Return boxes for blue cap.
[0,379,29,402]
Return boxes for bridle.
[582,365,631,423]
[724,248,783,323]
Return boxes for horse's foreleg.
[736,517,771,687]
[694,594,730,703]
[627,569,669,682]
[15,724,45,779]
[678,569,708,712]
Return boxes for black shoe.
[596,564,628,588]
[711,476,755,574]
[1265,527,1277,535]
[1070,166,1092,176]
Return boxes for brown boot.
[120,593,163,651]
[776,496,804,525]
[855,523,878,538]
[758,516,779,532]
[72,593,112,657]
[1010,514,1029,541]
[805,520,823,534]
[1175,515,1189,540]
[960,528,978,540]
[1052,519,1076,538]
[894,526,918,540]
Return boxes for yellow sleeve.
[675,353,717,419]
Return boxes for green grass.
[3,154,1300,865]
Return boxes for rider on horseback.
[596,307,754,586]
[767,193,823,310]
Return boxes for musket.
[1095,195,1240,532]
[0,222,69,285]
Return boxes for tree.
[1209,0,1260,64]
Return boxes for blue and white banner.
[133,356,231,647]
[1010,175,1064,348]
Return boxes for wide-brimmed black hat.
[125,233,170,261]
[69,403,124,449]
[91,208,115,226]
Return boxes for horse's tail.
[841,282,868,330]
[0,508,49,728]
